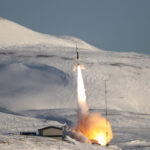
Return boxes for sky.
[0,0,150,54]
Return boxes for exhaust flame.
[77,65,88,115]
[75,64,113,146]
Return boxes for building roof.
[38,126,62,131]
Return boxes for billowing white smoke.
[67,64,113,145]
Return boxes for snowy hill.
[0,18,150,113]
[0,18,150,150]
[0,17,95,50]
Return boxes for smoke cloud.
[70,64,113,145]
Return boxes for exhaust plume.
[74,64,113,146]
[77,64,88,115]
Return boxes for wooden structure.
[38,126,63,140]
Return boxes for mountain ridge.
[0,18,98,51]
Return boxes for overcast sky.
[0,0,150,54]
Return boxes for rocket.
[74,42,85,70]
[76,42,79,60]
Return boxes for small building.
[38,126,63,140]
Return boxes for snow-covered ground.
[0,18,150,149]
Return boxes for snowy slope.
[0,111,63,134]
[0,18,96,50]
[0,18,150,150]
[0,18,150,113]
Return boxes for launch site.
[0,1,150,150]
